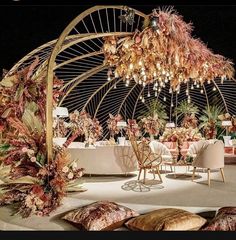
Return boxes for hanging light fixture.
[103,7,234,91]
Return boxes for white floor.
[75,164,236,208]
[0,165,235,230]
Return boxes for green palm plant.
[199,105,223,139]
[174,100,199,128]
[174,100,199,117]
[138,100,168,127]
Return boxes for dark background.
[0,1,236,72]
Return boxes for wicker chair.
[130,137,162,184]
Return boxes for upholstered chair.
[149,141,173,172]
[191,140,225,186]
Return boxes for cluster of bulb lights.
[108,73,217,104]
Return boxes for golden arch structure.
[4,5,236,163]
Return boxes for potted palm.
[174,100,199,129]
[199,105,223,139]
[138,100,168,139]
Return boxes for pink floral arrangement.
[160,127,203,144]
[65,110,103,147]
[126,119,140,138]
[107,113,123,137]
[140,115,160,136]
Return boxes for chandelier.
[103,7,235,92]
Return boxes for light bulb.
[153,71,157,77]
[155,91,158,97]
[196,84,200,88]
[166,72,170,77]
[138,80,142,85]
[154,82,158,87]
[207,80,211,84]
[107,76,111,81]
[142,82,146,87]
[213,86,216,91]
[194,81,197,86]
[143,75,147,81]
[162,70,166,75]
[158,87,161,92]
[114,72,119,78]
[169,88,172,93]
[171,103,174,107]
[165,78,168,83]
[138,60,142,66]
[114,84,117,89]
[156,63,161,69]
[141,98,145,103]
[163,96,166,101]
[191,84,194,90]
[147,92,151,97]
[187,98,191,103]
[129,63,133,70]
[200,89,204,94]
[139,96,142,100]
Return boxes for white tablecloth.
[68,143,138,175]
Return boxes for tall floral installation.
[0,58,84,218]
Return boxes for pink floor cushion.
[202,207,236,231]
[62,200,139,231]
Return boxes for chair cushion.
[125,208,207,231]
[62,200,139,231]
[202,207,236,231]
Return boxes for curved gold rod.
[132,87,144,119]
[117,83,138,114]
[46,5,147,162]
[82,77,116,111]
[212,79,228,112]
[94,78,124,117]
[59,31,132,54]
[202,84,209,109]
[5,34,92,77]
[58,64,107,106]
[55,50,103,70]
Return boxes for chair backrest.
[149,141,172,156]
[130,137,161,167]
[192,140,224,169]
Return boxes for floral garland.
[0,57,84,218]
[107,113,123,137]
[65,110,103,147]
[140,115,160,136]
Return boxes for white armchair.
[149,141,173,172]
[190,140,225,186]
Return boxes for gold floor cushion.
[125,208,207,231]
[62,200,139,231]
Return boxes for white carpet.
[0,165,235,230]
[73,164,236,208]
